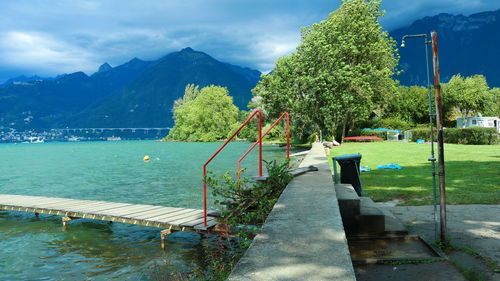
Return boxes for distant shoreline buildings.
[0,127,170,143]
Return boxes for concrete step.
[379,207,409,235]
[335,184,360,233]
[354,197,385,234]
[335,184,408,236]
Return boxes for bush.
[208,160,293,226]
[376,117,414,131]
[363,130,388,140]
[409,128,435,142]
[410,127,499,145]
[349,129,387,140]
[446,127,499,145]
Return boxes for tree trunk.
[340,119,347,143]
[347,118,355,138]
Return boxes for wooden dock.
[0,194,220,248]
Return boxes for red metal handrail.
[237,112,290,181]
[202,109,263,226]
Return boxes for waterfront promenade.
[228,143,356,280]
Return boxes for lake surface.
[0,141,299,280]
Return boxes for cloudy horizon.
[1,0,499,83]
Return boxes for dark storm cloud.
[1,0,499,82]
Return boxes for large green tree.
[483,87,500,117]
[253,0,398,141]
[443,74,491,122]
[383,86,429,124]
[167,85,239,141]
[172,84,200,111]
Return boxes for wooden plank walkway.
[0,194,220,248]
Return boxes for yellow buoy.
[143,155,150,162]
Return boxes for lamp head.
[400,39,406,48]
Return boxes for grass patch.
[448,258,487,281]
[329,142,500,205]
[436,242,500,273]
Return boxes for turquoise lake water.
[0,141,299,280]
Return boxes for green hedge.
[348,129,387,140]
[410,127,499,145]
[447,127,499,145]
[410,128,436,142]
[376,117,414,131]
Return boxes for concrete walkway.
[228,143,356,281]
[356,204,499,281]
[387,204,500,264]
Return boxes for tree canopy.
[443,74,492,121]
[167,85,239,141]
[172,84,200,111]
[483,87,500,117]
[383,86,429,125]
[253,0,399,141]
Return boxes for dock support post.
[160,227,176,249]
[62,216,75,227]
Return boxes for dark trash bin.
[333,154,363,196]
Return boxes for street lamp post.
[401,32,446,243]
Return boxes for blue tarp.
[363,128,401,133]
[377,164,403,169]
[360,166,371,172]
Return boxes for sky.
[1,0,499,83]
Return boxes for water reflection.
[1,211,243,280]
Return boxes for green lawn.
[329,142,500,205]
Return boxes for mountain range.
[0,48,260,130]
[1,9,499,130]
[391,9,500,87]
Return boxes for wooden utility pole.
[431,30,447,244]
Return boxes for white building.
[456,117,500,132]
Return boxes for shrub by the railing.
[157,160,295,280]
[410,127,499,145]
[208,159,293,226]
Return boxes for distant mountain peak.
[61,71,89,81]
[125,57,146,66]
[98,62,112,73]
[181,47,194,52]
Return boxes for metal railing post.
[259,112,263,177]
[202,110,263,227]
[237,112,290,181]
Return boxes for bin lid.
[334,153,362,161]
